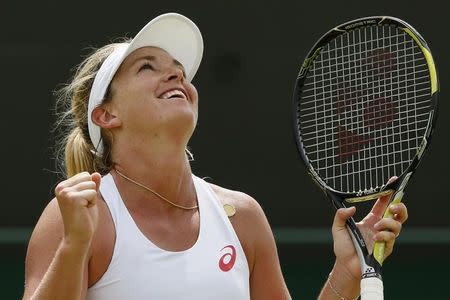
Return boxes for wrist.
[61,236,92,258]
[328,262,360,300]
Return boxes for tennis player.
[22,13,407,300]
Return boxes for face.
[106,46,199,148]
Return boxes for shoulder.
[208,182,261,212]
[207,181,273,270]
[208,181,268,230]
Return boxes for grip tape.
[373,191,404,265]
[361,277,384,300]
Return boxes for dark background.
[2,0,449,298]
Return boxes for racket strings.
[304,47,425,75]
[300,70,430,95]
[302,120,429,145]
[300,92,431,120]
[297,24,432,193]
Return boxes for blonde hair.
[54,42,126,178]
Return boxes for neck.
[111,144,196,211]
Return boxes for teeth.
[160,89,186,100]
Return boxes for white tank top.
[87,173,250,300]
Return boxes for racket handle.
[360,277,384,300]
[373,190,404,265]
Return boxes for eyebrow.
[130,55,185,73]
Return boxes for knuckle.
[75,172,90,181]
[87,189,97,198]
[56,185,71,198]
[64,190,75,200]
[380,231,395,241]
[88,181,97,189]
[389,232,396,240]
[397,221,402,231]
[402,206,409,219]
[55,181,67,194]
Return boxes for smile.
[159,89,187,100]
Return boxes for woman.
[22,13,407,299]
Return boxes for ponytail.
[64,127,95,177]
[54,42,125,178]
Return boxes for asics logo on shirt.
[218,245,236,272]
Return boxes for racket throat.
[345,190,393,203]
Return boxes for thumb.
[91,172,102,192]
[332,207,356,232]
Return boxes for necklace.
[114,169,199,211]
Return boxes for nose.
[163,66,184,82]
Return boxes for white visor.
[87,12,203,155]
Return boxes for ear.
[91,105,122,129]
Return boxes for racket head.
[292,16,439,204]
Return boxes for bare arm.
[23,172,100,300]
[245,198,291,300]
[22,199,90,300]
[318,198,408,299]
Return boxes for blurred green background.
[2,0,449,298]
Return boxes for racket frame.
[292,15,439,297]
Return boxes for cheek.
[187,83,199,105]
[113,86,158,122]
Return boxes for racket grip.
[373,191,404,264]
[360,277,384,300]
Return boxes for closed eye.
[138,62,155,72]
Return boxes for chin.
[166,111,197,140]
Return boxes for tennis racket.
[292,16,438,299]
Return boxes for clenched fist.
[54,172,101,247]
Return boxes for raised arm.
[318,196,408,299]
[23,172,100,300]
